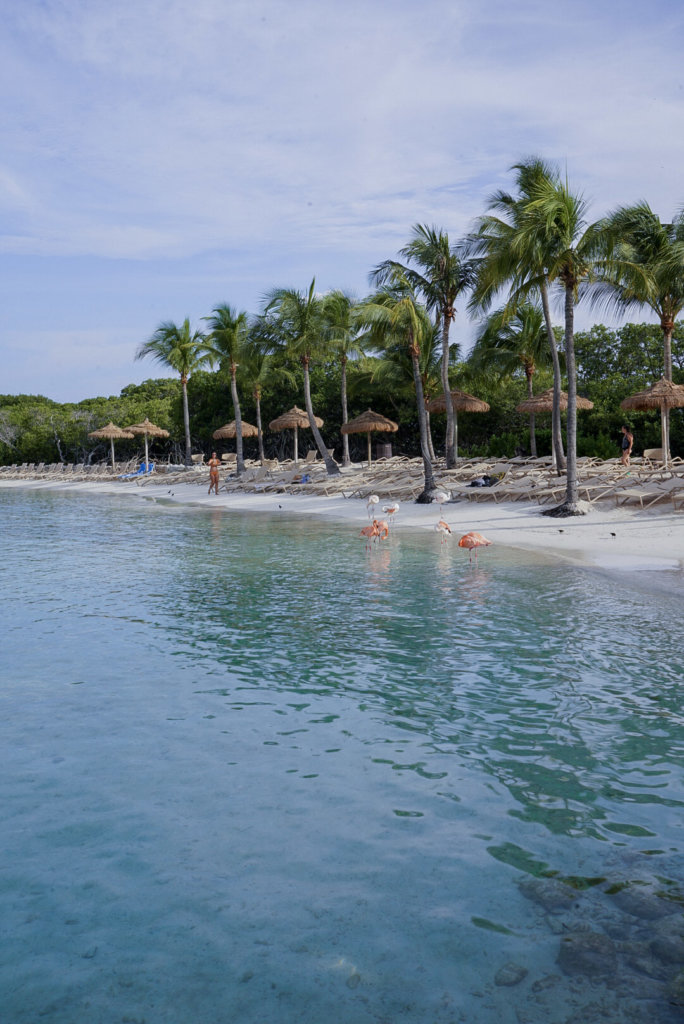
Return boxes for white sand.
[3,476,683,578]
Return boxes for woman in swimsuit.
[620,425,633,466]
[208,451,221,495]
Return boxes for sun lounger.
[119,462,155,480]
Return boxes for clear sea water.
[2,487,683,1024]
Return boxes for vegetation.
[3,159,684,502]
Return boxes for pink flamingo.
[360,518,390,550]
[435,519,452,545]
[366,494,380,518]
[458,531,492,563]
[382,502,399,523]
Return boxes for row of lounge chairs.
[4,453,683,511]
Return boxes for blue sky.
[2,0,684,402]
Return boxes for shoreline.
[2,477,683,586]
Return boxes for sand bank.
[2,476,683,580]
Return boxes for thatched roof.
[340,409,398,435]
[88,421,134,440]
[124,417,170,437]
[516,388,593,414]
[269,406,322,431]
[212,420,258,439]
[426,389,490,414]
[620,377,684,411]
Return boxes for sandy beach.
[3,476,683,581]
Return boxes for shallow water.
[2,488,684,1024]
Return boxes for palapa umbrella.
[212,420,258,440]
[425,389,490,459]
[515,388,594,414]
[87,422,134,469]
[516,389,593,467]
[269,406,322,463]
[620,377,684,467]
[341,409,398,467]
[124,417,170,469]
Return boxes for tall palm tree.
[372,225,477,467]
[518,175,607,515]
[357,282,436,501]
[202,305,249,474]
[263,279,340,476]
[367,320,444,461]
[597,203,684,455]
[239,324,296,465]
[135,318,206,466]
[470,303,552,457]
[321,290,364,466]
[469,159,566,471]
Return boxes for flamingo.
[382,502,399,523]
[432,490,450,514]
[374,519,390,541]
[366,494,380,518]
[458,531,492,563]
[360,518,390,550]
[435,519,452,545]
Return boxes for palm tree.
[597,203,684,455]
[321,290,364,466]
[469,303,552,457]
[372,225,477,468]
[518,175,607,515]
[263,279,340,475]
[367,319,444,461]
[469,159,566,471]
[135,318,206,466]
[357,281,436,501]
[202,305,250,475]
[239,323,296,464]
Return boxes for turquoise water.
[2,487,683,1024]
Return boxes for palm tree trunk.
[254,388,265,464]
[426,410,436,461]
[340,355,351,466]
[542,283,582,517]
[230,364,245,475]
[540,280,565,473]
[181,375,192,466]
[410,343,436,501]
[526,369,537,457]
[302,357,340,475]
[662,318,674,459]
[441,311,456,467]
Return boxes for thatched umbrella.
[425,389,490,459]
[620,377,684,467]
[269,406,322,463]
[516,389,593,467]
[124,417,170,469]
[341,409,398,467]
[88,422,134,469]
[516,388,594,414]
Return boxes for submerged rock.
[667,970,684,1005]
[494,961,528,986]
[610,886,678,921]
[519,878,577,913]
[557,930,617,979]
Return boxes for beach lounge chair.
[119,462,154,480]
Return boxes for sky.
[2,0,684,403]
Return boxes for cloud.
[1,0,682,398]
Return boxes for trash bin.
[375,443,392,460]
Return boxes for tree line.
[3,157,684,514]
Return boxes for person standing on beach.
[620,425,633,466]
[207,451,221,495]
